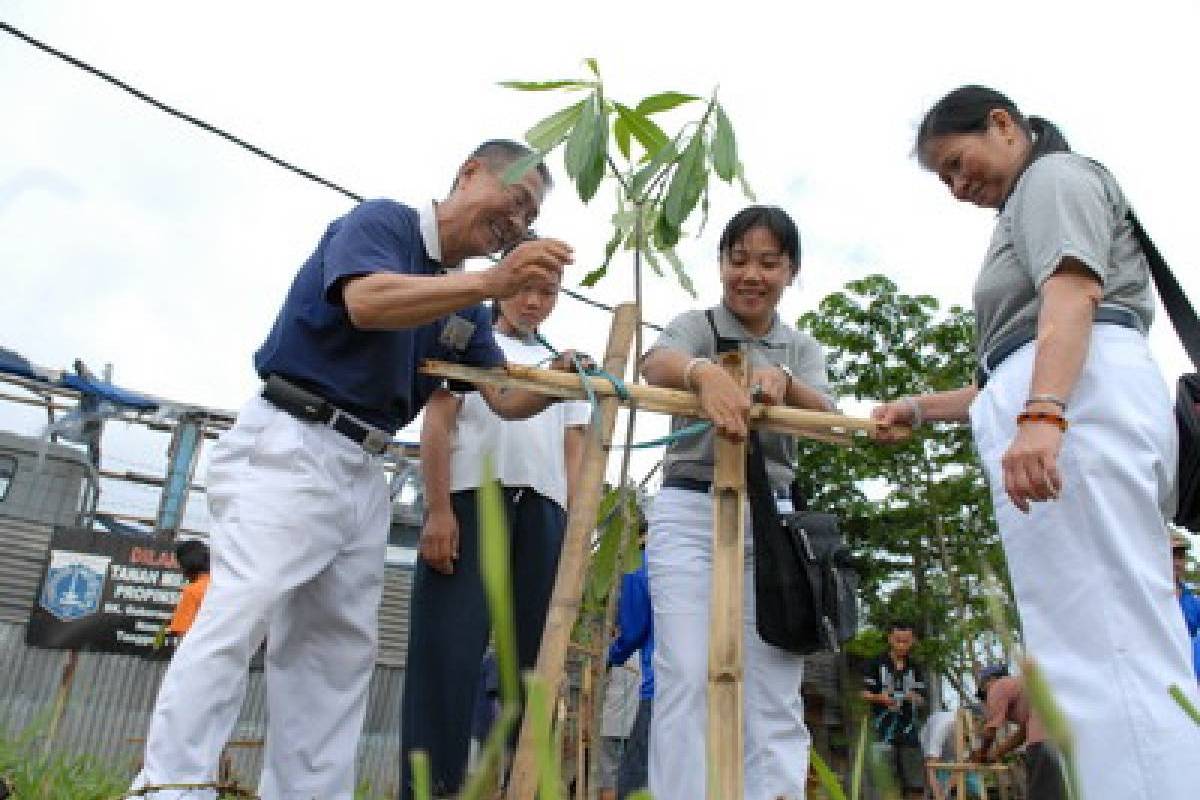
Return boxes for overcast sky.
[3,1,1199,530]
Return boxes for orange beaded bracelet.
[1016,411,1069,432]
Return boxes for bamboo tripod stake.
[505,303,638,800]
[708,351,748,800]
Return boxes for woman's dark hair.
[915,85,1070,168]
[175,539,210,580]
[718,205,801,273]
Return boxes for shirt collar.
[418,200,464,273]
[714,301,786,347]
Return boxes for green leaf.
[584,58,601,79]
[735,160,756,201]
[603,225,623,265]
[653,212,681,249]
[711,104,737,182]
[563,95,598,179]
[613,103,670,161]
[810,748,848,800]
[477,458,519,707]
[525,99,587,153]
[581,265,607,287]
[635,91,700,115]
[576,99,609,202]
[642,244,665,277]
[614,116,632,160]
[501,150,545,186]
[662,133,708,226]
[628,135,680,201]
[662,248,696,298]
[498,79,595,91]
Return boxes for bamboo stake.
[708,351,746,800]
[506,304,639,800]
[420,361,904,443]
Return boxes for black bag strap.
[1126,209,1200,370]
[705,309,741,355]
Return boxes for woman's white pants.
[647,487,810,800]
[971,326,1200,800]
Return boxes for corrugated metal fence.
[0,515,413,796]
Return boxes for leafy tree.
[797,275,1017,696]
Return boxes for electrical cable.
[0,19,669,331]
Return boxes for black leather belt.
[261,374,391,456]
[663,476,790,501]
[975,306,1141,389]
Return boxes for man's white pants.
[646,487,810,800]
[131,396,390,799]
[971,326,1200,800]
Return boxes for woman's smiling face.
[719,225,795,334]
[921,108,1030,209]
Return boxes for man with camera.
[133,139,578,800]
[861,621,928,799]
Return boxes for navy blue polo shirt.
[254,199,504,432]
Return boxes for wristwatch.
[776,363,794,394]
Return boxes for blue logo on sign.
[40,551,108,621]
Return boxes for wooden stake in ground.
[505,303,638,800]
[707,351,747,800]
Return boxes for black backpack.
[703,310,859,654]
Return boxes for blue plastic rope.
[536,332,703,450]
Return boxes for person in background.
[860,621,927,799]
[167,539,210,639]
[608,541,654,800]
[971,666,1064,800]
[1172,529,1200,682]
[921,704,983,800]
[872,85,1200,798]
[597,655,640,800]
[400,268,589,799]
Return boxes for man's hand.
[748,366,790,405]
[483,239,573,299]
[419,507,459,575]
[549,349,595,373]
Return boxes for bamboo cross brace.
[420,360,900,444]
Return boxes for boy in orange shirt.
[168,539,210,638]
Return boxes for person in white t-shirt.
[399,274,590,798]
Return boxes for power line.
[1,20,667,331]
[1,20,364,201]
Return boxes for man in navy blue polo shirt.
[133,140,576,800]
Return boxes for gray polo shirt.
[973,153,1153,361]
[650,303,834,491]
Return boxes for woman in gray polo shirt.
[873,86,1200,799]
[641,206,834,800]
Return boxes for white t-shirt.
[449,330,590,508]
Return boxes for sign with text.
[26,527,188,658]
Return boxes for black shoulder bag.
[1128,210,1200,531]
[703,310,860,654]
